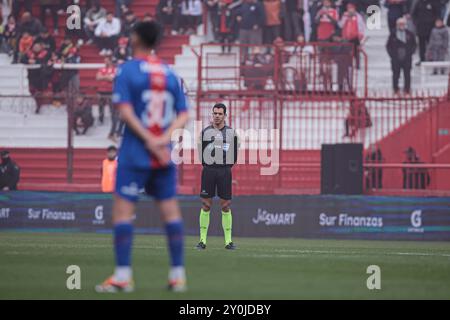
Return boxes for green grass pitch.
[1,232,449,299]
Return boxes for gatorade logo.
[93,206,105,225]
[408,210,424,233]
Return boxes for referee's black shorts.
[200,166,232,200]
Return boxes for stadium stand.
[1,1,450,195]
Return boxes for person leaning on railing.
[51,35,81,94]
[23,41,54,113]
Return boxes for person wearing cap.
[386,17,416,95]
[0,151,20,191]
[113,36,132,64]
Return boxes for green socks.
[200,209,233,245]
[222,210,232,245]
[199,209,210,244]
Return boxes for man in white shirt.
[84,1,107,43]
[95,12,121,56]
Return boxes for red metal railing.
[2,55,449,195]
[190,92,450,195]
[197,42,367,97]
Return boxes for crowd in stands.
[0,0,450,139]
[0,0,143,142]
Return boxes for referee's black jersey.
[199,125,238,167]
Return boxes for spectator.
[96,55,119,141]
[73,96,94,135]
[228,0,242,42]
[18,11,43,37]
[117,4,132,21]
[340,2,365,69]
[17,30,33,63]
[411,0,440,65]
[384,0,409,35]
[113,36,132,64]
[330,32,353,93]
[56,34,79,62]
[23,39,51,65]
[84,1,107,44]
[365,144,383,189]
[236,0,266,62]
[315,0,339,41]
[217,0,234,53]
[101,146,118,193]
[281,0,303,42]
[121,10,137,37]
[386,17,416,95]
[309,0,323,41]
[242,46,274,90]
[0,150,20,191]
[439,0,449,19]
[94,12,121,56]
[115,0,133,18]
[34,28,56,54]
[283,36,308,92]
[426,18,449,74]
[24,42,53,111]
[344,99,372,137]
[52,35,81,93]
[205,0,219,40]
[40,0,61,35]
[2,15,16,56]
[157,0,181,35]
[3,15,17,52]
[0,17,3,51]
[263,0,281,45]
[1,0,12,26]
[12,0,32,19]
[180,0,203,34]
[143,12,156,22]
[402,147,430,189]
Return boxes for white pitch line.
[271,249,450,258]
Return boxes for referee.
[196,103,238,250]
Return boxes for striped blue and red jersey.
[112,55,188,169]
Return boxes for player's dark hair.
[107,145,117,152]
[213,103,227,115]
[132,21,162,49]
